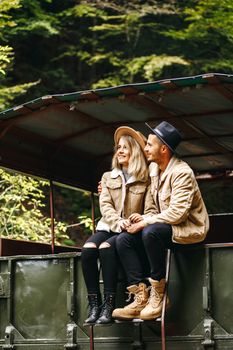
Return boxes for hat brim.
[145,122,176,153]
[114,126,146,151]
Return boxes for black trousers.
[116,223,178,285]
[142,223,175,281]
[81,230,120,295]
[115,231,150,286]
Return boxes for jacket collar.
[149,156,179,181]
[149,162,159,177]
[111,168,122,178]
[110,168,144,184]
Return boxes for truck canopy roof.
[0,73,232,192]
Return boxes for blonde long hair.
[112,135,149,182]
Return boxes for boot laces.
[148,286,162,307]
[126,288,146,305]
[126,291,133,303]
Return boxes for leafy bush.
[0,169,69,245]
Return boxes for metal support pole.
[49,180,55,254]
[204,247,211,312]
[132,322,144,349]
[161,249,171,350]
[89,325,94,350]
[202,247,215,349]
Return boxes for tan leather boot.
[112,283,149,320]
[140,278,167,320]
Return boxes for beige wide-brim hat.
[114,126,147,151]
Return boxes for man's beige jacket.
[143,156,209,244]
[96,168,155,233]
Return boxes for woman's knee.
[99,242,111,249]
[81,243,98,263]
[83,242,97,248]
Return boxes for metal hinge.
[3,325,15,350]
[64,323,77,350]
[202,318,215,349]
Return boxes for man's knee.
[142,224,161,243]
[143,224,156,235]
[116,232,131,249]
[142,223,172,248]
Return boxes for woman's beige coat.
[96,168,155,233]
[143,156,209,244]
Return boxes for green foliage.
[92,75,124,89]
[78,215,94,233]
[0,0,20,30]
[0,0,232,236]
[0,169,69,244]
[0,0,20,75]
[183,0,233,41]
[0,45,13,75]
[66,4,105,18]
[1,0,195,96]
[0,0,40,109]
[166,0,233,73]
[7,0,59,35]
[0,80,39,110]
[2,0,233,98]
[126,55,189,81]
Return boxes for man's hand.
[127,221,145,234]
[129,213,143,223]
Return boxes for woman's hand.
[119,219,131,230]
[97,181,102,195]
[129,213,143,223]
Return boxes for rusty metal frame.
[49,180,55,254]
[161,249,171,350]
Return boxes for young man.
[112,121,209,321]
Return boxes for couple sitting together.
[81,121,209,325]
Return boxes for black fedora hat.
[145,121,182,153]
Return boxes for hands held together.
[119,213,145,234]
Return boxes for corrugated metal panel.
[1,238,233,349]
[0,73,232,191]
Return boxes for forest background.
[0,0,233,246]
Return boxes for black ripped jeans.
[81,230,121,295]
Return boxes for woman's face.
[116,137,131,167]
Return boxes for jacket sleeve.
[99,172,124,232]
[143,170,195,226]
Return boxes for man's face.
[144,134,163,163]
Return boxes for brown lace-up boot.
[140,278,167,320]
[112,283,149,320]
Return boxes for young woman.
[81,126,154,324]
